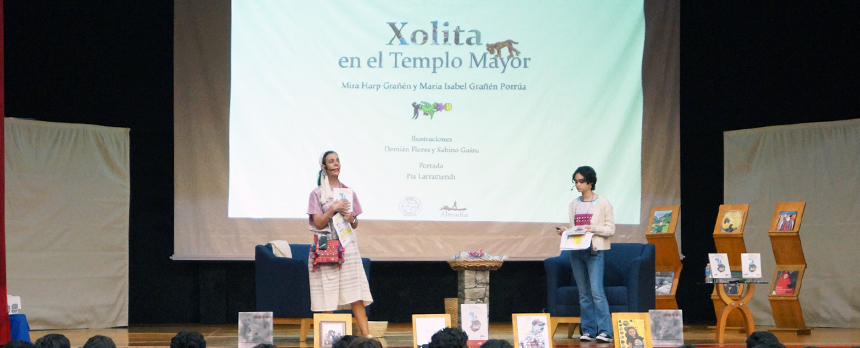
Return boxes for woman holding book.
[624,327,646,348]
[308,150,373,337]
[556,166,615,343]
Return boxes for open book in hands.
[559,227,594,250]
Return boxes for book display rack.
[710,204,750,331]
[767,202,811,335]
[645,206,682,309]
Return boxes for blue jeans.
[569,249,612,337]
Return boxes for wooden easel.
[711,204,749,333]
[767,202,811,335]
[645,205,682,309]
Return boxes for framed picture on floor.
[238,312,273,348]
[412,314,451,348]
[612,312,652,348]
[648,310,683,347]
[314,313,352,348]
[461,303,489,343]
[512,313,552,348]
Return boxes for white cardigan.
[567,195,616,251]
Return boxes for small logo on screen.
[412,102,452,120]
[440,201,468,217]
[399,197,422,216]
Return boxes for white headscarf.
[318,151,335,203]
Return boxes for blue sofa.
[255,243,371,341]
[544,243,656,336]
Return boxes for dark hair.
[252,345,277,348]
[676,345,697,348]
[753,343,786,348]
[83,335,116,348]
[333,335,359,348]
[34,334,70,348]
[3,341,36,348]
[347,337,383,348]
[318,150,337,185]
[479,339,512,348]
[170,331,206,348]
[573,166,597,191]
[746,331,780,348]
[428,327,468,348]
[625,327,643,345]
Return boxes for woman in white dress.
[308,151,373,337]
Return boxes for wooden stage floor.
[27,323,860,348]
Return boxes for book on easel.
[650,210,674,233]
[719,210,745,234]
[712,204,749,265]
[645,205,682,309]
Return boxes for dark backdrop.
[4,1,858,324]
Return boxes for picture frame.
[646,205,680,234]
[412,314,451,348]
[512,313,552,348]
[771,266,805,297]
[648,310,683,347]
[238,312,273,348]
[314,313,352,348]
[461,304,489,342]
[612,312,652,348]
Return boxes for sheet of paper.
[332,188,354,214]
[415,317,448,346]
[461,304,489,341]
[332,213,356,246]
[741,253,762,278]
[559,230,593,250]
[708,253,732,279]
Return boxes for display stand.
[767,202,811,335]
[709,279,764,344]
[448,259,503,328]
[645,205,682,309]
[710,204,750,335]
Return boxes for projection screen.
[174,0,681,260]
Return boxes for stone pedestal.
[458,269,490,304]
[457,270,489,327]
[448,259,503,327]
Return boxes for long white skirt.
[308,239,373,311]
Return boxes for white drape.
[5,118,130,329]
[724,118,860,328]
